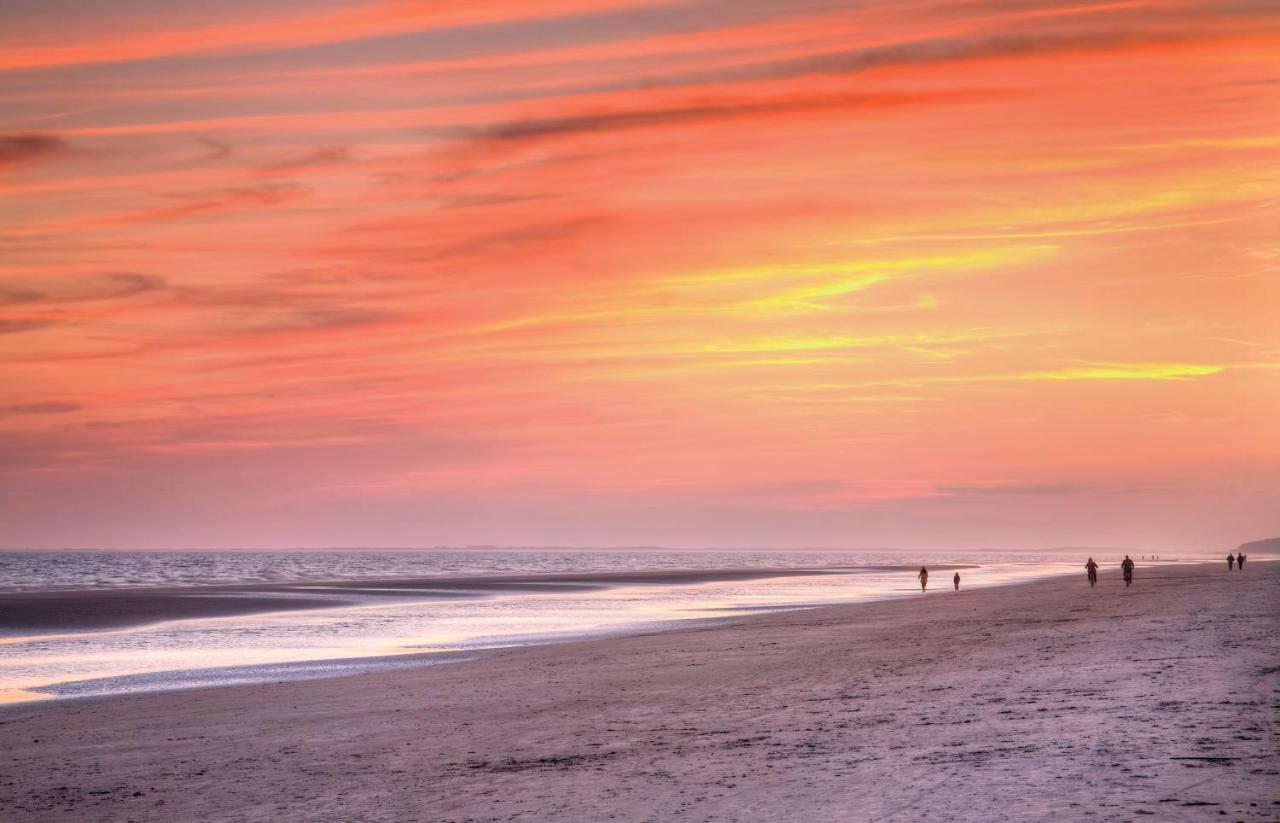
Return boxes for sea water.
[0,548,1157,703]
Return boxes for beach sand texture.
[2,562,1276,821]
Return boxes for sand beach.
[2,562,1276,822]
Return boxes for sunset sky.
[1,0,1277,551]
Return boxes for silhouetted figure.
[1085,557,1099,587]
[1121,555,1135,587]
[1227,553,1235,571]
[1238,552,1246,570]
[953,572,960,591]
[917,566,928,592]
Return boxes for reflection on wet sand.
[0,560,1073,704]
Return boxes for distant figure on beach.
[917,566,928,592]
[1085,558,1099,587]
[953,572,960,591]
[1238,552,1246,570]
[1121,555,1135,587]
[1227,553,1235,571]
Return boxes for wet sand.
[1,566,947,636]
[2,562,1276,821]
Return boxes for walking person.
[917,566,928,592]
[1121,555,1135,588]
[1238,552,1246,570]
[953,572,960,592]
[1227,552,1235,571]
[1085,557,1099,587]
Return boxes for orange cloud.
[1,0,1277,549]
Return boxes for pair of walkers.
[914,567,961,592]
[1227,552,1247,571]
[1084,555,1135,587]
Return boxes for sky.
[0,0,1277,551]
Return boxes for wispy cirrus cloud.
[0,317,56,335]
[0,401,81,416]
[256,145,352,174]
[0,0,652,73]
[444,90,1003,144]
[5,183,311,235]
[0,272,165,304]
[0,132,66,167]
[935,482,1091,496]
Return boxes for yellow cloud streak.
[739,246,1057,313]
[487,244,1057,334]
[664,245,1057,288]
[608,355,1250,403]
[700,330,1004,355]
[1017,363,1224,381]
[761,362,1229,393]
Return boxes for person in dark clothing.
[1121,555,1135,587]
[1238,552,1246,570]
[953,572,960,591]
[917,566,928,592]
[1227,553,1235,571]
[1085,558,1099,587]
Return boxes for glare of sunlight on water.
[0,550,1126,703]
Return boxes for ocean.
[0,548,1160,704]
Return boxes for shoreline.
[4,611,759,708]
[0,561,1204,709]
[0,564,985,637]
[0,566,883,638]
[2,562,1009,705]
[3,562,1275,820]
